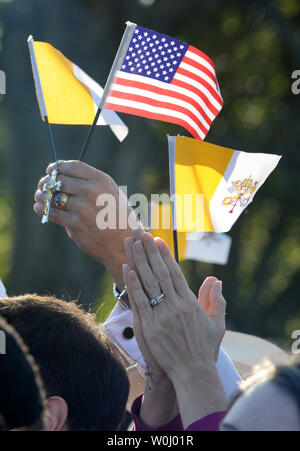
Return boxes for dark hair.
[0,295,129,430]
[0,316,45,430]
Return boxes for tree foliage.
[0,0,299,348]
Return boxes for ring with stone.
[54,192,69,210]
[149,293,165,307]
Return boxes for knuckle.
[135,251,147,264]
[148,245,157,257]
[38,176,48,189]
[131,277,140,291]
[81,182,96,202]
[144,278,159,293]
[49,208,58,221]
[169,267,180,280]
[71,214,81,230]
[56,174,65,186]
[74,198,86,217]
[34,190,41,202]
[67,160,80,170]
[101,171,113,184]
[94,171,112,190]
[156,267,169,282]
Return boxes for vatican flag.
[168,136,281,233]
[27,36,128,142]
[151,203,232,265]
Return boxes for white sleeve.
[102,303,241,399]
[101,303,146,368]
[216,346,241,400]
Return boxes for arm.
[137,380,179,430]
[124,232,228,429]
[171,361,227,430]
[123,243,179,429]
[34,162,229,429]
[34,161,178,428]
[131,394,182,431]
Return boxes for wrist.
[169,359,218,387]
[148,371,174,389]
[140,376,178,429]
[171,362,227,429]
[100,225,145,289]
[102,249,128,290]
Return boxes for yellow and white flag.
[168,136,281,233]
[151,203,232,265]
[27,36,128,142]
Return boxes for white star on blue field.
[121,26,188,83]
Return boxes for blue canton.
[120,25,189,83]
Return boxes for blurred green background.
[0,0,299,349]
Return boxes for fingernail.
[33,203,42,214]
[34,191,41,201]
[134,240,143,252]
[46,164,54,174]
[143,231,153,240]
[129,270,136,279]
[125,236,134,246]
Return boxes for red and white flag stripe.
[105,34,223,140]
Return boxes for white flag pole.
[27,35,57,162]
[167,135,179,264]
[79,21,136,161]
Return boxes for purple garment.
[131,394,226,431]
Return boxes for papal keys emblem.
[222,176,259,214]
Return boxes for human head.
[0,295,129,430]
[0,316,45,430]
[221,358,300,431]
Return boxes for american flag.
[104,25,223,140]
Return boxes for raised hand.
[125,232,227,428]
[34,160,142,289]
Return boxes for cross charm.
[41,163,62,224]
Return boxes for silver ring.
[149,293,165,307]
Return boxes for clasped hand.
[123,232,226,384]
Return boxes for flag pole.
[168,136,179,264]
[78,109,101,161]
[172,229,179,264]
[44,116,57,162]
[78,21,136,161]
[27,35,57,162]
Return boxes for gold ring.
[54,192,69,210]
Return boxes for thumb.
[209,280,226,326]
[197,276,218,314]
